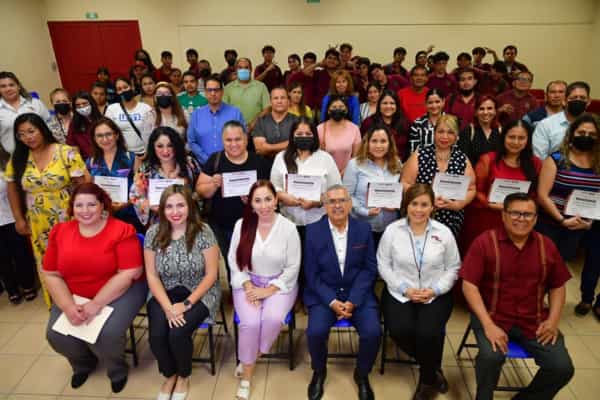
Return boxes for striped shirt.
[408,113,436,154]
[549,151,600,212]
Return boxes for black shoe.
[412,382,436,400]
[434,369,448,394]
[111,376,128,393]
[353,370,375,400]
[70,372,89,389]
[307,370,326,400]
[575,302,592,316]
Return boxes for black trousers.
[381,288,453,385]
[147,286,209,378]
[0,223,36,295]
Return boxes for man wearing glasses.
[187,76,245,165]
[496,70,537,126]
[461,192,574,400]
[304,185,380,400]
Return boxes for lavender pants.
[233,273,298,364]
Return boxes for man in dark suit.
[304,185,381,400]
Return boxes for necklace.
[435,151,450,162]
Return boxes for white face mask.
[76,105,92,117]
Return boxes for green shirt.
[223,79,270,123]
[177,92,208,115]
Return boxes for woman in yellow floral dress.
[6,113,90,306]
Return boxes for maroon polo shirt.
[427,73,457,97]
[478,74,510,97]
[153,67,172,83]
[496,89,537,126]
[384,63,409,78]
[445,93,477,131]
[254,63,283,92]
[460,228,571,339]
[379,74,408,93]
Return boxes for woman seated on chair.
[228,180,301,400]
[144,184,220,400]
[43,183,147,394]
[377,183,460,400]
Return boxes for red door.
[48,21,142,94]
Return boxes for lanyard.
[409,229,429,288]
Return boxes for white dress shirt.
[0,172,15,226]
[228,213,301,293]
[0,96,51,153]
[328,219,349,276]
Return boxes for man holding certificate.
[537,114,600,319]
[401,114,475,238]
[343,125,402,247]
[462,119,542,252]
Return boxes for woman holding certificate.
[461,119,541,252]
[144,184,220,400]
[343,125,402,247]
[537,113,600,318]
[378,183,460,400]
[227,180,301,400]
[401,114,476,238]
[271,116,341,237]
[87,118,144,232]
[196,121,270,282]
[130,126,202,227]
[43,183,146,394]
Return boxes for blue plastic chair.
[457,323,532,392]
[326,318,360,359]
[233,310,296,370]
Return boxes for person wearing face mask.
[320,70,361,125]
[151,82,188,140]
[48,88,73,143]
[537,114,600,319]
[318,96,361,175]
[457,96,502,166]
[408,89,445,153]
[105,77,154,156]
[227,180,301,400]
[66,92,103,160]
[533,81,591,160]
[224,58,270,133]
[444,68,479,131]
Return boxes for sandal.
[8,293,23,305]
[236,380,250,400]
[23,288,37,302]
[234,363,243,379]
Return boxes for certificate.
[565,190,600,220]
[488,179,531,204]
[148,178,184,206]
[432,173,470,201]
[221,170,257,198]
[366,182,403,208]
[94,176,128,203]
[286,174,322,202]
[52,295,114,344]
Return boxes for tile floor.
[0,258,598,400]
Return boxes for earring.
[102,210,109,219]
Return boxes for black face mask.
[120,89,135,102]
[156,96,172,109]
[294,136,314,150]
[329,109,347,122]
[571,135,596,152]
[54,103,71,116]
[567,100,587,117]
[459,88,474,97]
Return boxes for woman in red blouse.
[43,183,147,394]
[461,119,541,253]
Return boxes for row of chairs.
[129,234,531,391]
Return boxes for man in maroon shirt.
[186,48,201,79]
[445,68,478,130]
[471,47,497,72]
[254,45,283,92]
[339,43,356,71]
[501,45,529,81]
[384,46,409,78]
[427,51,457,97]
[288,48,340,111]
[153,51,173,83]
[496,70,537,126]
[369,63,408,94]
[477,61,510,97]
[398,65,429,124]
[220,49,238,84]
[461,193,574,400]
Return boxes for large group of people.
[0,40,597,400]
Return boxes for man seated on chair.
[461,192,574,400]
[304,184,381,400]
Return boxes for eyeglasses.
[505,210,537,220]
[205,88,221,93]
[516,77,532,83]
[94,132,115,140]
[16,131,37,140]
[325,198,349,206]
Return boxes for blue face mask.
[237,68,251,81]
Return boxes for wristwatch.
[183,299,192,310]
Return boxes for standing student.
[379,184,460,400]
[91,81,109,115]
[151,82,188,140]
[145,185,220,400]
[136,73,157,107]
[177,71,208,117]
[67,91,103,160]
[96,67,118,104]
[105,77,154,156]
[228,180,300,400]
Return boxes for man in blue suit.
[304,185,381,400]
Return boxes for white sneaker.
[236,379,250,400]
